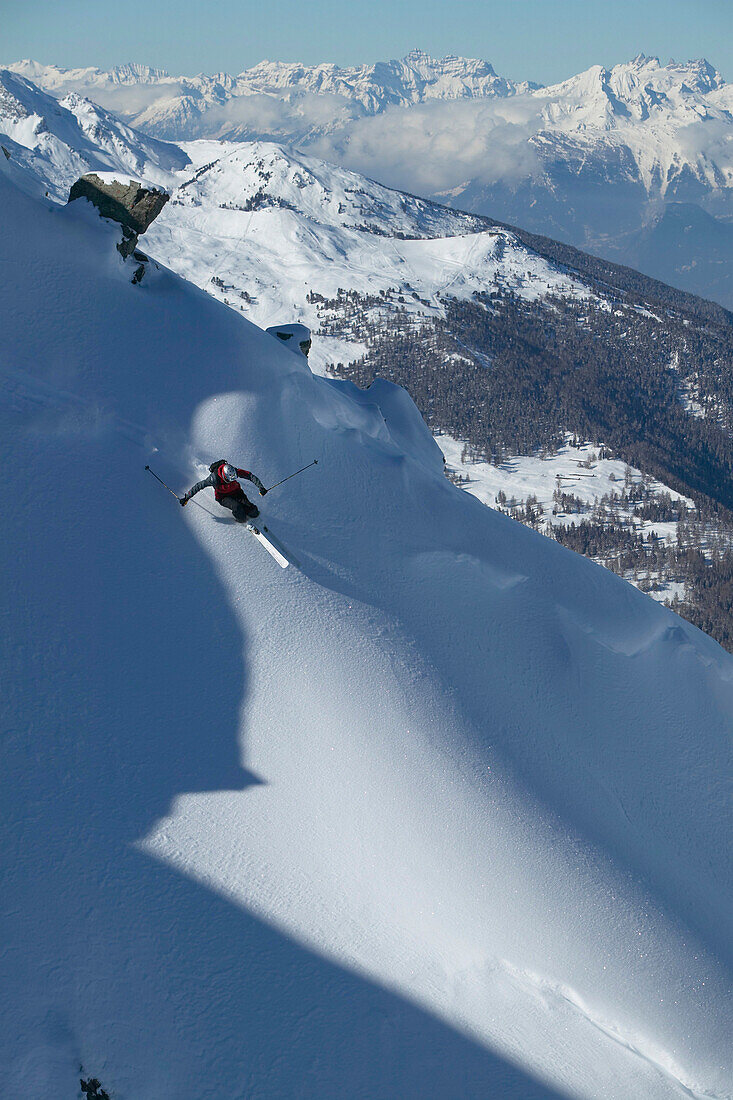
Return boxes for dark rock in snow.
[67,174,168,280]
[80,1077,110,1100]
[67,173,169,235]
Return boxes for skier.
[180,460,267,522]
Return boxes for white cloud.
[198,89,362,141]
[674,118,733,171]
[307,98,545,198]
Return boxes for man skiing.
[180,460,267,522]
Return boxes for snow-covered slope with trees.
[144,140,591,353]
[170,143,733,642]
[2,135,732,1099]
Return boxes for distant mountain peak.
[667,56,723,90]
[106,62,171,84]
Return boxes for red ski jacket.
[183,465,265,504]
[213,464,250,500]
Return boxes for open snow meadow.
[2,130,733,1099]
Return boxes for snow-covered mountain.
[6,50,538,138]
[145,139,587,343]
[305,54,733,307]
[8,50,731,306]
[424,55,733,302]
[2,122,732,1100]
[4,72,733,636]
[432,53,733,217]
[0,69,188,199]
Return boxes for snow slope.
[1,153,732,1099]
[0,102,589,355]
[1,76,708,596]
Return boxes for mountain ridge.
[7,49,732,307]
[6,49,541,110]
[0,68,189,196]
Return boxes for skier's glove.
[259,488,267,497]
[180,497,188,507]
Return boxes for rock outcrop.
[68,173,169,278]
[68,173,168,233]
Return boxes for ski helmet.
[221,463,238,482]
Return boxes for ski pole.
[266,459,318,493]
[144,465,217,517]
[145,464,180,499]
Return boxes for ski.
[244,523,298,569]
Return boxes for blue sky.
[4,0,731,82]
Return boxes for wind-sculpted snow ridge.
[1,151,732,1099]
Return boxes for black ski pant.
[218,491,259,523]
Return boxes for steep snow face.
[2,149,732,1100]
[0,78,720,586]
[0,69,189,199]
